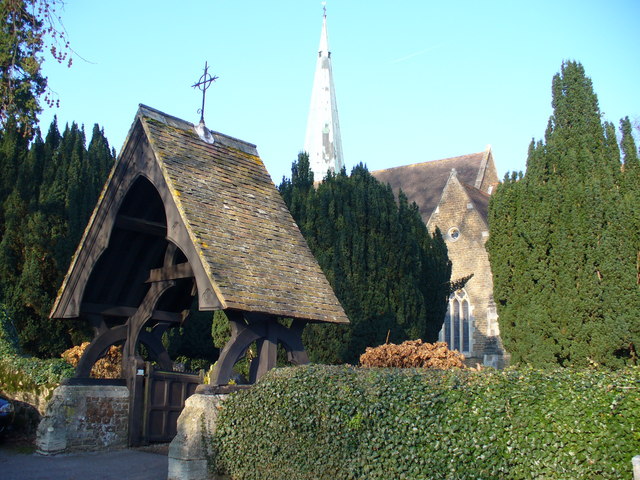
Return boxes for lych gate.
[50,105,349,446]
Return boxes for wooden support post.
[250,320,278,383]
[210,313,262,386]
[282,320,310,365]
[127,355,147,447]
[212,313,310,386]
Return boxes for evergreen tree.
[279,154,451,364]
[0,121,29,202]
[163,307,218,369]
[619,117,640,352]
[487,61,639,368]
[0,118,114,357]
[620,117,639,169]
[0,0,70,137]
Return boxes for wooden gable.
[51,105,349,325]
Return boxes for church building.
[372,150,507,368]
[303,8,507,367]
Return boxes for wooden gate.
[142,363,203,443]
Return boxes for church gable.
[371,149,492,222]
[428,170,489,242]
[430,171,498,361]
[473,147,500,193]
[462,183,491,224]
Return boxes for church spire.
[303,3,344,181]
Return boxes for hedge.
[213,365,640,480]
[0,306,74,398]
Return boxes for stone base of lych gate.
[36,383,129,455]
[168,385,247,480]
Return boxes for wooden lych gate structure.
[50,105,348,445]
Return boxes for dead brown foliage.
[61,342,123,379]
[359,340,467,369]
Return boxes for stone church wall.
[428,176,506,367]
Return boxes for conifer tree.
[1,0,71,137]
[488,61,639,368]
[619,117,640,342]
[0,118,114,356]
[620,117,639,169]
[279,154,451,364]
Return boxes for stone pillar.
[36,384,129,455]
[168,393,229,480]
[632,455,640,480]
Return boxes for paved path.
[0,446,168,480]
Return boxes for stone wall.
[6,386,57,416]
[36,384,129,455]
[168,392,229,480]
[428,173,507,368]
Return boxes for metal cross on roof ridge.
[192,61,218,124]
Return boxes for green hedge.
[213,365,640,480]
[0,306,74,397]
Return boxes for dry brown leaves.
[61,342,123,379]
[359,340,467,369]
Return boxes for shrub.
[359,340,466,369]
[0,305,20,356]
[173,355,212,373]
[213,365,640,480]
[61,342,122,379]
[0,306,74,397]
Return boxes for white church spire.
[303,3,344,181]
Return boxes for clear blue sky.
[39,0,640,184]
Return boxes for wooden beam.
[145,262,194,283]
[210,314,263,386]
[250,322,278,383]
[115,214,167,237]
[75,325,128,378]
[80,302,183,323]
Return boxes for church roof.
[52,105,349,325]
[371,151,488,221]
[462,183,491,222]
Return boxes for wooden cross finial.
[192,61,218,124]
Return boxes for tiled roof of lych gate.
[371,152,487,221]
[140,106,348,324]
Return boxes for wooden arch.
[212,312,309,385]
[73,174,199,381]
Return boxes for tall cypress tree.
[619,117,640,362]
[279,154,451,364]
[0,118,115,356]
[487,61,639,368]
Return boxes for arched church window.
[438,289,473,354]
